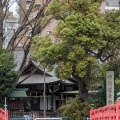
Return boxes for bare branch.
[16,0,35,26]
[3,0,10,7]
[3,0,11,19]
[7,0,35,50]
[100,53,114,62]
[17,64,39,85]
[67,0,76,11]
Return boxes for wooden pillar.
[50,85,54,111]
[51,93,53,111]
[60,94,64,105]
[61,94,64,100]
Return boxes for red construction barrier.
[90,101,120,120]
[0,108,8,120]
[0,110,1,120]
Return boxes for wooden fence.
[9,111,59,118]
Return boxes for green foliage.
[87,63,108,108]
[47,0,102,20]
[30,0,120,100]
[108,60,120,100]
[88,79,106,108]
[0,47,19,108]
[59,96,90,120]
[89,59,120,107]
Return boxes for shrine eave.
[17,74,77,86]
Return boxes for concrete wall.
[105,0,119,7]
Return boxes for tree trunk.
[73,76,88,101]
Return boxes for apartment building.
[105,0,120,11]
[4,0,119,48]
[27,0,57,38]
[3,0,21,47]
[4,0,106,48]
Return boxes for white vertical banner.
[106,71,114,105]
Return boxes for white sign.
[106,71,114,105]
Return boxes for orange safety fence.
[0,108,8,120]
[90,101,120,120]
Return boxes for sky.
[9,0,19,17]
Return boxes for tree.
[30,0,120,101]
[0,0,57,106]
[59,96,90,120]
[0,46,19,107]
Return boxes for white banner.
[106,71,114,105]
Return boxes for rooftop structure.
[105,0,120,11]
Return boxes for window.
[26,32,31,36]
[50,19,53,23]
[119,1,120,7]
[7,28,13,33]
[105,1,109,6]
[47,31,52,34]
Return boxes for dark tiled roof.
[17,74,77,85]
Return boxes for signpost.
[106,71,114,105]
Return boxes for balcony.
[105,6,119,11]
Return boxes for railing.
[90,93,120,120]
[9,111,24,118]
[9,111,59,118]
[0,108,8,120]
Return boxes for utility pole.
[4,97,7,120]
[43,68,46,117]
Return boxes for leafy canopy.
[59,96,90,120]
[30,0,120,100]
[30,0,119,78]
[0,47,19,107]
